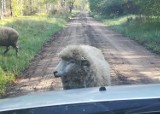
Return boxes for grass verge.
[0,67,15,94]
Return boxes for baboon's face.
[53,58,90,78]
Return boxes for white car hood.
[0,84,160,112]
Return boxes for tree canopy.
[89,0,160,17]
[0,0,89,18]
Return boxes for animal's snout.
[53,71,60,78]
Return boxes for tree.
[0,0,3,18]
[10,0,13,16]
[68,0,75,13]
[11,0,22,16]
[3,0,6,13]
[0,0,89,18]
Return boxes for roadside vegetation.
[0,15,70,94]
[0,0,89,95]
[89,0,160,54]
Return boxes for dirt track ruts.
[3,12,160,98]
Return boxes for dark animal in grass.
[53,45,111,89]
[0,27,19,56]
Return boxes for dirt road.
[4,12,160,98]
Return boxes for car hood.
[0,84,160,112]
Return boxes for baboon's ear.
[81,60,90,67]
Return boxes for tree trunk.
[38,0,40,14]
[30,0,32,14]
[3,0,6,13]
[0,3,1,19]
[46,3,48,13]
[69,1,74,13]
[20,0,23,16]
[1,0,3,18]
[10,0,13,16]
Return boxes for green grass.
[0,13,75,94]
[92,13,160,54]
[0,67,15,94]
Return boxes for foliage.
[0,0,88,18]
[134,0,160,16]
[11,0,22,16]
[89,0,160,17]
[74,0,89,11]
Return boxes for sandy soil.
[2,12,160,98]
